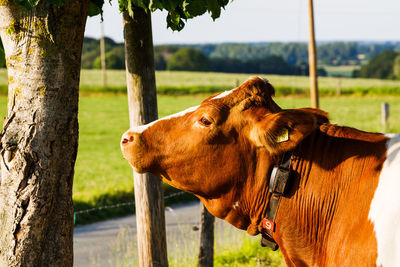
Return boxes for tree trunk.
[123,7,169,267]
[198,203,215,267]
[0,1,89,266]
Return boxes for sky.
[84,0,400,44]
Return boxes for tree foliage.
[10,0,104,15]
[354,50,399,79]
[118,0,230,31]
[93,46,125,69]
[167,47,210,71]
[10,0,230,31]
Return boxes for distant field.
[1,68,400,96]
[80,69,400,95]
[322,65,360,77]
[0,68,400,223]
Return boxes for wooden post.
[337,78,341,96]
[197,204,215,267]
[123,7,168,267]
[382,103,389,132]
[100,22,107,87]
[308,0,319,108]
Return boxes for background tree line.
[79,38,400,78]
[2,37,400,79]
[353,50,400,79]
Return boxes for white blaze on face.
[369,134,400,267]
[128,105,200,134]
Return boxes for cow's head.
[121,77,328,235]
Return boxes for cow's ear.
[249,109,326,155]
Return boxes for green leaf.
[118,0,230,30]
[149,0,163,11]
[218,0,229,7]
[183,0,207,18]
[166,11,185,31]
[13,0,40,11]
[118,0,127,12]
[206,0,221,20]
[88,0,105,17]
[162,0,180,10]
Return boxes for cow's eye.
[199,117,212,127]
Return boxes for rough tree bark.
[123,6,169,267]
[198,204,215,267]
[0,1,90,266]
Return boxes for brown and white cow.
[121,77,400,266]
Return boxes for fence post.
[198,203,215,267]
[337,78,341,96]
[381,103,389,132]
[123,7,168,267]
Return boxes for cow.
[121,77,400,266]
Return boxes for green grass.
[81,69,400,96]
[109,217,284,267]
[74,95,202,223]
[76,94,400,204]
[1,68,400,223]
[214,239,284,267]
[2,68,400,96]
[0,93,399,224]
[73,94,400,224]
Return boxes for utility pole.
[308,0,319,108]
[100,21,107,88]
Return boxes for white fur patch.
[369,134,400,267]
[211,89,235,100]
[129,105,200,134]
[233,201,240,210]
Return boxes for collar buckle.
[269,165,291,195]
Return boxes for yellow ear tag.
[276,128,289,143]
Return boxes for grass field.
[77,69,400,92]
[322,65,360,77]
[2,94,396,209]
[111,217,284,267]
[3,68,400,96]
[1,68,399,264]
[80,69,400,95]
[73,95,400,215]
[0,68,400,223]
[0,93,398,222]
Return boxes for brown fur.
[121,77,387,266]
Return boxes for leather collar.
[260,150,293,251]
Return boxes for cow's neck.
[265,126,387,266]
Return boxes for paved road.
[74,201,203,267]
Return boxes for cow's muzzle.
[121,130,149,173]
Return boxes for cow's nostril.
[129,135,134,142]
[122,138,129,144]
